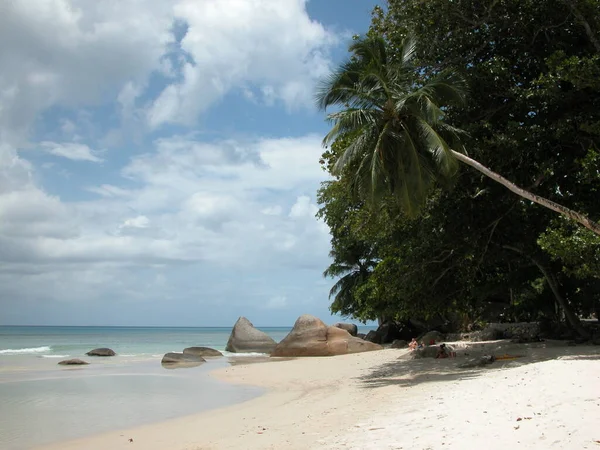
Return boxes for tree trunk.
[452,150,600,236]
[503,245,590,339]
[562,0,600,53]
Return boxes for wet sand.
[37,340,600,450]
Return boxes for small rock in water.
[182,347,223,357]
[161,352,205,368]
[86,348,116,356]
[58,358,89,365]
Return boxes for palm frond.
[415,118,459,178]
[331,127,378,176]
[318,33,469,218]
[399,35,417,66]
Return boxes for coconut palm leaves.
[323,251,376,317]
[316,35,468,217]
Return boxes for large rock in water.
[183,347,223,357]
[86,348,116,357]
[334,322,358,336]
[271,315,383,357]
[58,358,89,365]
[161,352,205,367]
[225,317,277,354]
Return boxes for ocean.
[0,325,375,449]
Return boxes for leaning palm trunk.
[452,151,600,236]
[317,35,599,234]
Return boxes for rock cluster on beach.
[362,319,545,347]
[445,322,542,342]
[225,317,277,353]
[364,321,422,344]
[391,339,407,348]
[160,347,223,369]
[418,330,445,344]
[271,315,382,357]
[333,322,358,336]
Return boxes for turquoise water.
[0,326,294,362]
[0,326,294,450]
[0,325,375,449]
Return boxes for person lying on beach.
[409,338,418,350]
[436,343,449,359]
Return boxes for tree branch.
[452,150,600,236]
[562,0,600,53]
[503,245,590,338]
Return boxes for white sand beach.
[38,341,600,450]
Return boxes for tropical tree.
[322,247,377,319]
[316,35,600,235]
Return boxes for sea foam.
[0,346,51,355]
[221,351,269,357]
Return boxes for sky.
[0,0,382,326]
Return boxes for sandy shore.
[38,341,600,450]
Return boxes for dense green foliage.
[318,0,600,331]
[316,35,465,217]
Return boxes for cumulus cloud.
[39,141,103,162]
[0,0,340,147]
[147,0,337,127]
[0,0,175,145]
[0,0,344,325]
[0,135,332,311]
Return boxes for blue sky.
[0,0,381,327]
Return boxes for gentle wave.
[0,346,51,355]
[221,351,268,357]
[40,354,70,359]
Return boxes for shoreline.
[36,341,600,450]
[1,357,262,450]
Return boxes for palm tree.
[316,36,600,235]
[323,249,376,318]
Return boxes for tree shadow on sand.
[356,341,600,389]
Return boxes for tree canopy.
[317,0,600,334]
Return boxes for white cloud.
[0,1,340,145]
[264,296,288,310]
[40,141,103,162]
[120,216,150,230]
[0,144,34,192]
[147,0,337,127]
[0,134,331,283]
[0,188,79,240]
[289,195,318,218]
[261,206,283,216]
[0,0,175,145]
[0,157,333,320]
[0,0,343,325]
